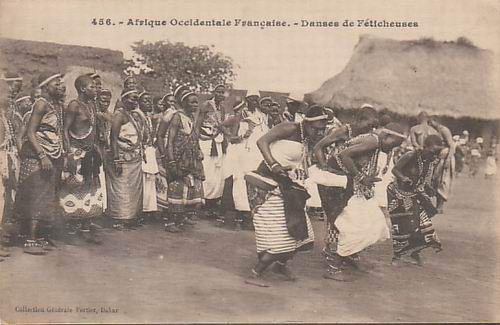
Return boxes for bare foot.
[244,270,271,287]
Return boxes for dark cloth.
[221,176,235,213]
[209,138,228,157]
[15,157,63,222]
[253,161,310,241]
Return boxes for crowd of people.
[0,70,497,285]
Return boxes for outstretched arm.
[313,126,348,168]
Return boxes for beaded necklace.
[299,121,310,178]
[71,99,96,141]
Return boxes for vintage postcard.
[0,0,499,323]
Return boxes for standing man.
[428,116,455,213]
[199,84,229,219]
[410,111,440,150]
[60,74,103,243]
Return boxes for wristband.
[353,172,366,184]
[37,151,47,160]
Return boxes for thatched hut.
[306,35,500,141]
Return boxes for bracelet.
[353,172,366,184]
[37,151,47,160]
[264,160,280,171]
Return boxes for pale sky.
[1,0,499,95]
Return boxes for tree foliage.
[125,40,237,93]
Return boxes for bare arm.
[166,113,180,162]
[338,136,378,178]
[256,122,297,168]
[440,126,454,148]
[16,123,26,151]
[26,101,49,156]
[110,111,127,161]
[156,117,169,158]
[313,126,348,167]
[63,101,78,154]
[410,127,420,149]
[391,151,414,183]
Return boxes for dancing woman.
[388,134,444,266]
[244,105,328,287]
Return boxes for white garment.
[229,111,269,211]
[335,195,390,256]
[305,165,348,208]
[485,156,497,176]
[200,139,225,199]
[374,151,394,208]
[142,146,158,212]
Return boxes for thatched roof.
[307,35,500,120]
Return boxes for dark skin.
[337,129,405,186]
[246,96,259,111]
[313,116,376,169]
[164,94,208,180]
[15,98,35,151]
[64,77,98,174]
[7,80,23,97]
[110,92,139,176]
[257,120,328,177]
[392,143,443,190]
[26,77,65,171]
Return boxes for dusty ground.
[1,173,499,323]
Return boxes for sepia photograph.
[0,0,499,323]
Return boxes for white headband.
[15,95,31,103]
[233,101,245,111]
[161,93,174,102]
[303,115,328,122]
[381,128,407,139]
[38,74,61,88]
[180,91,195,102]
[2,77,23,82]
[121,89,138,99]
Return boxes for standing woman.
[244,105,329,286]
[162,89,206,232]
[388,134,444,266]
[105,89,144,229]
[15,72,65,254]
[156,89,183,231]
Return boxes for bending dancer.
[388,135,444,266]
[313,107,378,277]
[315,123,406,281]
[244,105,328,287]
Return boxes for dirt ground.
[1,173,499,323]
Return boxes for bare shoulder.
[32,98,49,114]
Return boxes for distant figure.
[410,111,440,150]
[484,148,497,178]
[469,138,483,177]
